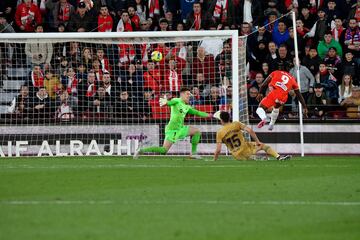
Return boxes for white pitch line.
[1,200,360,206]
[0,164,355,169]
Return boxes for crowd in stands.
[0,0,359,121]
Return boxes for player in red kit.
[256,70,308,130]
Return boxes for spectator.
[192,47,216,85]
[261,62,270,79]
[134,0,147,21]
[289,58,315,101]
[143,60,162,95]
[30,87,52,120]
[263,11,278,33]
[164,11,175,30]
[56,90,75,120]
[106,0,128,18]
[347,0,360,22]
[90,86,112,114]
[185,2,214,30]
[272,20,290,47]
[92,58,104,82]
[204,86,221,111]
[139,19,150,31]
[296,19,310,39]
[25,24,53,70]
[128,6,140,30]
[98,5,113,32]
[7,85,31,116]
[96,48,111,73]
[315,62,339,104]
[148,0,161,18]
[102,72,115,101]
[208,0,236,26]
[44,70,62,100]
[325,0,341,26]
[67,2,95,32]
[302,46,321,76]
[342,51,359,86]
[305,8,328,43]
[331,17,344,42]
[270,44,292,71]
[158,18,169,31]
[338,74,355,104]
[249,72,267,95]
[340,87,360,118]
[81,47,93,71]
[61,67,78,96]
[299,5,316,30]
[248,26,272,51]
[0,12,15,33]
[0,0,16,23]
[285,27,304,58]
[15,0,42,32]
[247,87,260,118]
[118,63,144,98]
[339,18,360,61]
[324,47,342,80]
[307,83,328,119]
[67,41,81,64]
[46,0,75,30]
[27,64,44,93]
[263,1,281,18]
[117,10,136,32]
[76,63,87,84]
[265,41,278,65]
[137,88,154,121]
[237,0,263,27]
[78,71,97,112]
[317,31,343,59]
[115,90,137,119]
[190,86,204,105]
[162,57,185,93]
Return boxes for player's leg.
[188,126,202,158]
[256,103,269,128]
[268,102,281,131]
[256,144,291,161]
[133,132,174,158]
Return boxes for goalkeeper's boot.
[277,155,291,161]
[257,119,267,128]
[133,141,143,159]
[268,124,274,131]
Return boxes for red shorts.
[260,90,288,109]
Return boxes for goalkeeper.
[134,87,213,159]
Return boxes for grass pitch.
[0,156,359,240]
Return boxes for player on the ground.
[213,111,290,161]
[256,70,308,130]
[134,87,213,159]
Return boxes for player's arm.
[213,143,222,161]
[257,74,272,101]
[187,107,210,117]
[243,126,263,146]
[294,89,308,117]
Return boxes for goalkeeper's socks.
[140,146,167,155]
[191,132,201,155]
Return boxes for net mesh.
[0,32,247,157]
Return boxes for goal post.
[0,30,248,157]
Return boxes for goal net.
[0,31,248,157]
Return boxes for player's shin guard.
[140,146,167,155]
[269,108,280,126]
[256,107,267,120]
[263,144,280,159]
[191,132,201,155]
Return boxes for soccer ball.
[151,51,163,62]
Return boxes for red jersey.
[269,71,299,94]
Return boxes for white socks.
[269,108,279,125]
[256,107,267,120]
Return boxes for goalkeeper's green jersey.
[165,98,208,131]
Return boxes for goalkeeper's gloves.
[213,110,221,120]
[159,96,168,107]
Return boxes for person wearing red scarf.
[185,2,214,30]
[98,5,113,32]
[161,57,186,93]
[128,6,140,30]
[15,0,42,32]
[30,65,44,89]
[117,11,137,66]
[143,61,162,96]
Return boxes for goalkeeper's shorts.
[165,126,190,143]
